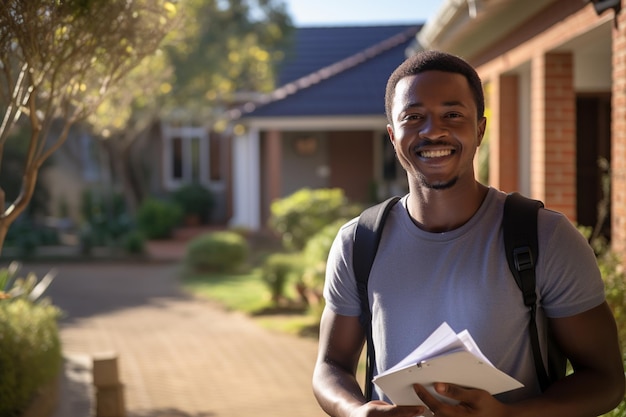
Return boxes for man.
[312,50,624,417]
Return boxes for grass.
[181,267,319,338]
[182,269,270,314]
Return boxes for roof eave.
[417,0,559,57]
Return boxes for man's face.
[387,70,486,191]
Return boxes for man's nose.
[419,117,446,140]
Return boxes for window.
[163,126,211,190]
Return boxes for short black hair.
[385,50,485,124]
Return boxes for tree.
[164,0,293,124]
[87,50,174,212]
[88,0,293,212]
[0,0,179,252]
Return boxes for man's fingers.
[413,384,443,413]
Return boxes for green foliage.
[0,263,62,416]
[165,0,293,114]
[171,182,215,224]
[298,219,345,314]
[184,231,248,273]
[122,230,146,255]
[5,220,59,258]
[135,198,183,240]
[81,189,134,246]
[261,252,303,304]
[0,299,62,416]
[578,225,626,417]
[0,0,178,252]
[269,188,357,251]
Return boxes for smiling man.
[312,50,624,417]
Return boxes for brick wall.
[612,0,626,261]
[489,74,520,192]
[543,52,577,220]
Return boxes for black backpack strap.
[353,196,400,401]
[503,192,553,391]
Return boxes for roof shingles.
[232,24,421,119]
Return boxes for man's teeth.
[420,149,453,158]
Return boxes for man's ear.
[387,124,396,149]
[477,117,487,146]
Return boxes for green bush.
[261,252,304,305]
[269,188,359,251]
[0,265,62,417]
[0,299,62,416]
[185,231,248,273]
[578,225,626,417]
[299,219,346,314]
[598,252,626,417]
[171,182,215,224]
[136,198,183,239]
[122,230,146,255]
[80,189,135,247]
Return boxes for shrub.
[299,219,346,315]
[185,231,248,273]
[261,252,304,305]
[0,264,62,416]
[171,182,215,224]
[136,198,183,239]
[578,225,626,417]
[0,299,62,416]
[80,189,136,248]
[269,188,359,251]
[122,230,146,255]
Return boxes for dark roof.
[230,24,421,119]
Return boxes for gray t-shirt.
[323,187,605,402]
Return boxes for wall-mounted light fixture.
[588,0,622,27]
[293,136,318,156]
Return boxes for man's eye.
[404,114,422,121]
[446,112,462,119]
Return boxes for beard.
[397,154,460,191]
[419,174,458,190]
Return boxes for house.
[413,0,625,261]
[227,24,421,230]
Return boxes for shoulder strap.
[353,196,400,401]
[502,192,553,391]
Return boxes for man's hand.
[350,400,427,417]
[413,383,510,417]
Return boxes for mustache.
[412,139,455,150]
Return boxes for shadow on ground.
[22,261,189,325]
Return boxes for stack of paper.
[373,322,523,408]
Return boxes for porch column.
[262,130,283,223]
[229,127,261,230]
[530,52,576,220]
[489,74,520,192]
[612,0,626,260]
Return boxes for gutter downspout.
[417,0,476,50]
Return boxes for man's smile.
[418,149,454,158]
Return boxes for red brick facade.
[472,2,626,261]
[612,0,626,259]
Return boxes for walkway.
[26,256,325,417]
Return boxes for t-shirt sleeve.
[538,210,606,318]
[322,218,362,317]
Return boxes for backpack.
[352,192,566,401]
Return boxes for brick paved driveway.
[27,261,325,417]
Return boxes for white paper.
[373,322,523,408]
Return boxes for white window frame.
[162,125,210,190]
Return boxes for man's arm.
[524,301,625,416]
[413,302,625,417]
[312,307,426,417]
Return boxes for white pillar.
[229,128,261,230]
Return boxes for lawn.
[181,268,319,338]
